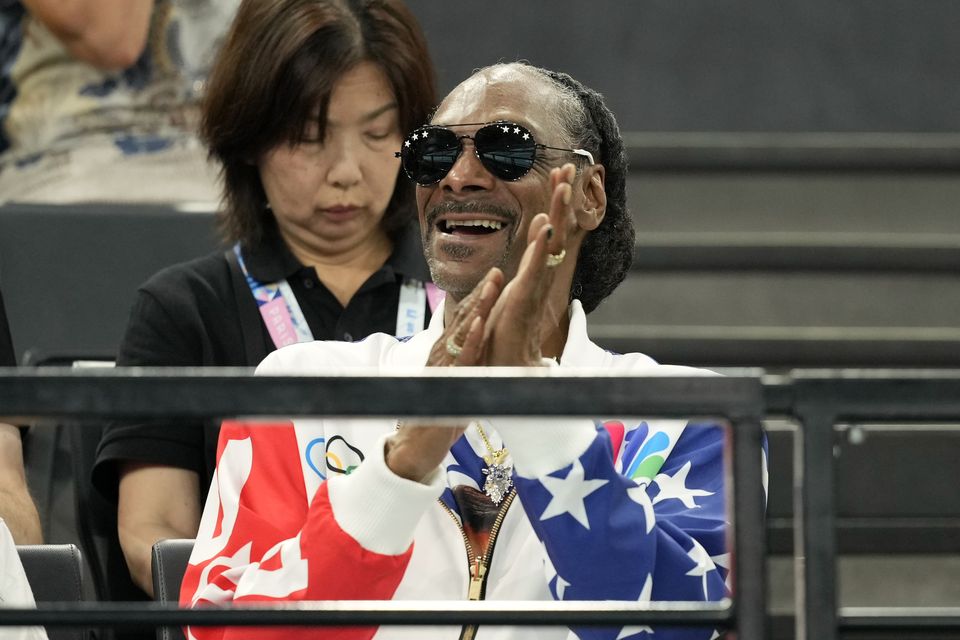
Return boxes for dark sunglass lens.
[401,127,460,185]
[475,123,537,181]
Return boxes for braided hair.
[530,65,635,314]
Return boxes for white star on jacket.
[685,539,718,599]
[616,626,654,639]
[539,541,571,599]
[615,574,655,638]
[711,552,732,591]
[652,461,713,508]
[538,459,609,529]
[626,482,656,534]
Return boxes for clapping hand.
[482,163,577,366]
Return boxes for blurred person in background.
[1,285,47,639]
[0,286,42,545]
[0,0,237,204]
[92,0,437,596]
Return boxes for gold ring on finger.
[445,336,463,358]
[545,248,566,268]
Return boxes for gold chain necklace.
[474,421,513,505]
[394,420,514,504]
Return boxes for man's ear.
[575,164,606,231]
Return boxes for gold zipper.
[440,489,517,640]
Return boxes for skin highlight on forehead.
[432,64,565,142]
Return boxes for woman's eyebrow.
[360,102,398,122]
[326,102,398,129]
[324,102,399,129]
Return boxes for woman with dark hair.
[92,0,437,596]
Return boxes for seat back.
[150,539,195,640]
[17,544,88,640]
[0,202,219,365]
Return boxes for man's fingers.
[460,275,502,359]
[526,211,550,246]
[454,316,485,366]
[546,164,575,254]
[433,268,504,367]
[513,218,555,304]
[454,269,501,340]
[475,274,503,320]
[480,224,553,366]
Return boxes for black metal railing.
[0,368,767,637]
[787,371,960,639]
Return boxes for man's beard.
[422,201,519,300]
[424,240,515,301]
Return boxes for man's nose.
[438,139,496,193]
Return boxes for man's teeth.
[443,219,503,230]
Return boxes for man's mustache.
[424,201,517,227]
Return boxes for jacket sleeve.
[501,416,735,640]
[179,421,424,640]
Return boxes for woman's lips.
[323,205,360,214]
[320,205,361,221]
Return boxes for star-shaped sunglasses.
[396,120,595,186]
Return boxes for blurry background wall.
[408,0,960,133]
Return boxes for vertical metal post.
[794,403,838,640]
[731,414,768,639]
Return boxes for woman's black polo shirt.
[92,221,432,502]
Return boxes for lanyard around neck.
[233,244,440,349]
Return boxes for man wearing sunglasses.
[184,63,736,640]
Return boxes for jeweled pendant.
[482,461,513,504]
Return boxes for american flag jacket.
[181,300,760,640]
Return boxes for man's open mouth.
[438,219,505,235]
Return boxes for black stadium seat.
[0,202,220,365]
[17,544,89,640]
[151,539,195,640]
